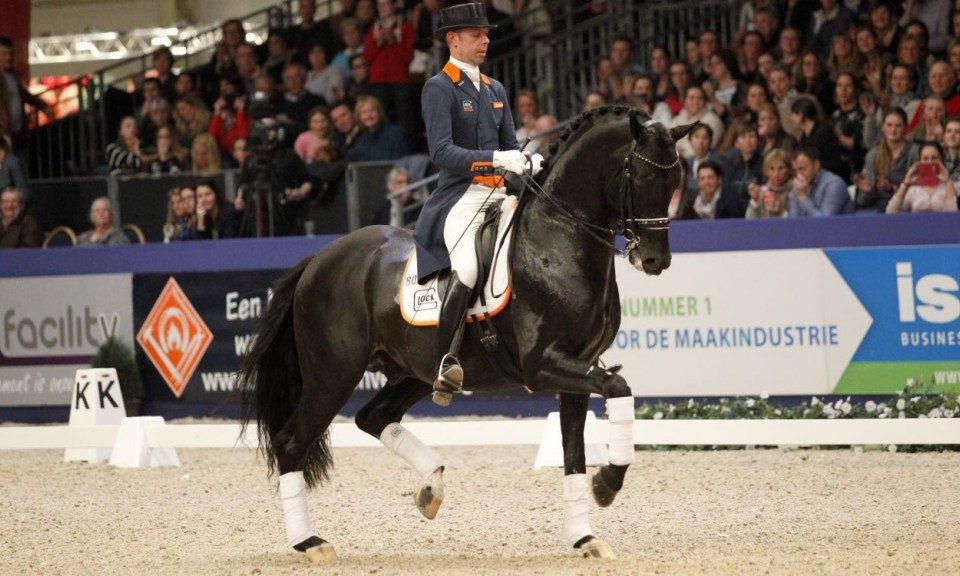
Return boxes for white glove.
[493,149,528,176]
[530,153,544,176]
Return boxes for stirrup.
[432,354,463,406]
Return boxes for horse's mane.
[541,105,647,173]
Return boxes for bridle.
[519,138,679,256]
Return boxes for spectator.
[830,72,877,175]
[685,37,703,82]
[883,63,921,121]
[352,95,408,161]
[747,148,794,218]
[234,43,262,96]
[692,160,741,219]
[807,0,856,61]
[942,117,960,182]
[140,97,173,150]
[663,61,693,115]
[149,126,185,175]
[671,85,723,158]
[911,95,946,143]
[948,38,960,82]
[209,92,252,155]
[253,74,279,108]
[795,50,836,115]
[736,30,764,82]
[210,19,245,79]
[232,138,249,168]
[370,166,423,225]
[137,78,162,133]
[0,36,54,156]
[294,107,337,164]
[596,58,625,103]
[175,71,201,101]
[899,0,951,54]
[0,187,38,249]
[0,135,28,197]
[277,62,327,133]
[531,115,560,157]
[668,169,699,220]
[354,0,376,35]
[775,26,803,69]
[705,50,744,121]
[757,101,795,155]
[649,45,671,100]
[163,185,195,242]
[683,123,724,197]
[193,181,242,239]
[791,96,848,180]
[514,89,540,143]
[788,146,855,216]
[721,122,764,216]
[150,47,178,103]
[344,53,372,105]
[768,64,801,139]
[583,91,606,111]
[173,94,211,150]
[753,6,780,52]
[868,1,901,53]
[825,32,859,81]
[285,0,335,60]
[718,81,769,152]
[305,42,345,106]
[895,35,927,92]
[887,141,957,213]
[332,18,366,78]
[856,108,917,212]
[191,133,222,174]
[364,0,415,137]
[781,0,819,36]
[697,30,720,78]
[746,149,793,219]
[756,52,776,82]
[76,197,129,246]
[906,61,960,133]
[854,26,891,92]
[263,30,294,85]
[106,116,144,174]
[608,36,643,78]
[330,102,361,158]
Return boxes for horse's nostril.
[642,257,660,269]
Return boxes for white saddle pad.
[400,195,518,326]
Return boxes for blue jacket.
[412,62,519,282]
[788,168,855,217]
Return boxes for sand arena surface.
[3,445,960,575]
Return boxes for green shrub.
[90,337,144,405]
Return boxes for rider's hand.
[529,153,545,176]
[493,149,528,176]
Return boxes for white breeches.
[444,184,506,289]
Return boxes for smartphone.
[917,162,939,187]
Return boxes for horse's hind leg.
[355,378,445,519]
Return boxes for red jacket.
[208,110,252,153]
[364,19,415,85]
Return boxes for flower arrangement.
[634,379,959,452]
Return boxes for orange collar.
[442,61,493,86]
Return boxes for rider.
[413,2,543,404]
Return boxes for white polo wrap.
[606,396,636,465]
[562,473,592,547]
[279,471,315,547]
[380,423,444,478]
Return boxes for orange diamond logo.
[137,277,213,398]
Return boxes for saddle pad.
[400,195,518,327]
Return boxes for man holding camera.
[412,3,543,404]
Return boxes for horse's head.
[617,114,697,275]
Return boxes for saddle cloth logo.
[399,196,518,326]
[461,100,474,112]
[136,277,213,398]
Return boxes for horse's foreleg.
[355,379,444,518]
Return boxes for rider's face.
[449,28,490,67]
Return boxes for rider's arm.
[422,79,496,175]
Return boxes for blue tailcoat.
[412,62,519,283]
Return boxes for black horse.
[239,105,694,563]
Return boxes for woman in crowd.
[193,181,242,239]
[829,72,876,176]
[174,94,211,150]
[856,108,916,212]
[854,26,890,91]
[191,133,222,174]
[683,123,723,197]
[894,35,927,91]
[295,107,337,165]
[363,0,414,134]
[718,82,769,152]
[662,61,692,116]
[795,50,835,116]
[208,92,251,156]
[746,148,793,219]
[775,26,802,69]
[826,32,860,82]
[948,37,960,82]
[791,96,848,180]
[352,95,408,161]
[306,41,345,105]
[942,117,960,183]
[868,1,900,53]
[691,160,728,219]
[77,197,129,246]
[910,96,946,143]
[887,142,958,213]
[149,126,185,174]
[162,187,186,242]
[649,45,671,101]
[757,101,795,155]
[704,49,744,121]
[513,89,540,143]
[882,64,920,122]
[140,98,173,150]
[106,116,144,174]
[595,58,625,103]
[263,30,293,84]
[670,85,723,159]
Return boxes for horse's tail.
[239,255,331,486]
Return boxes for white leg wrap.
[562,473,592,547]
[380,423,444,478]
[606,396,636,465]
[279,472,315,548]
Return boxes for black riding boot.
[432,272,472,406]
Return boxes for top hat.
[434,3,497,39]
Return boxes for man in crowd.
[0,188,39,248]
[0,36,54,157]
[788,147,855,217]
[276,62,327,133]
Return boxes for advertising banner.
[0,274,134,406]
[603,247,960,396]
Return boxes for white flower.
[865,401,877,413]
[760,392,769,400]
[653,411,663,420]
[811,397,820,406]
[840,402,852,415]
[746,398,756,408]
[928,408,943,419]
[898,411,906,419]
[823,404,837,418]
[944,410,955,419]
[688,398,695,408]
[906,378,916,387]
[887,444,898,453]
[911,396,920,404]
[896,399,906,410]
[774,409,782,416]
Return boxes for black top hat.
[434,3,497,39]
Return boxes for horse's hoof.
[591,470,618,508]
[305,542,337,564]
[580,537,616,559]
[415,468,444,519]
[432,390,452,406]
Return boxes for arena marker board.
[64,368,126,463]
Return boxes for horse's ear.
[669,122,699,143]
[629,114,647,146]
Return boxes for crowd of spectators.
[3,0,960,249]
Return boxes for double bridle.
[519,140,679,256]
